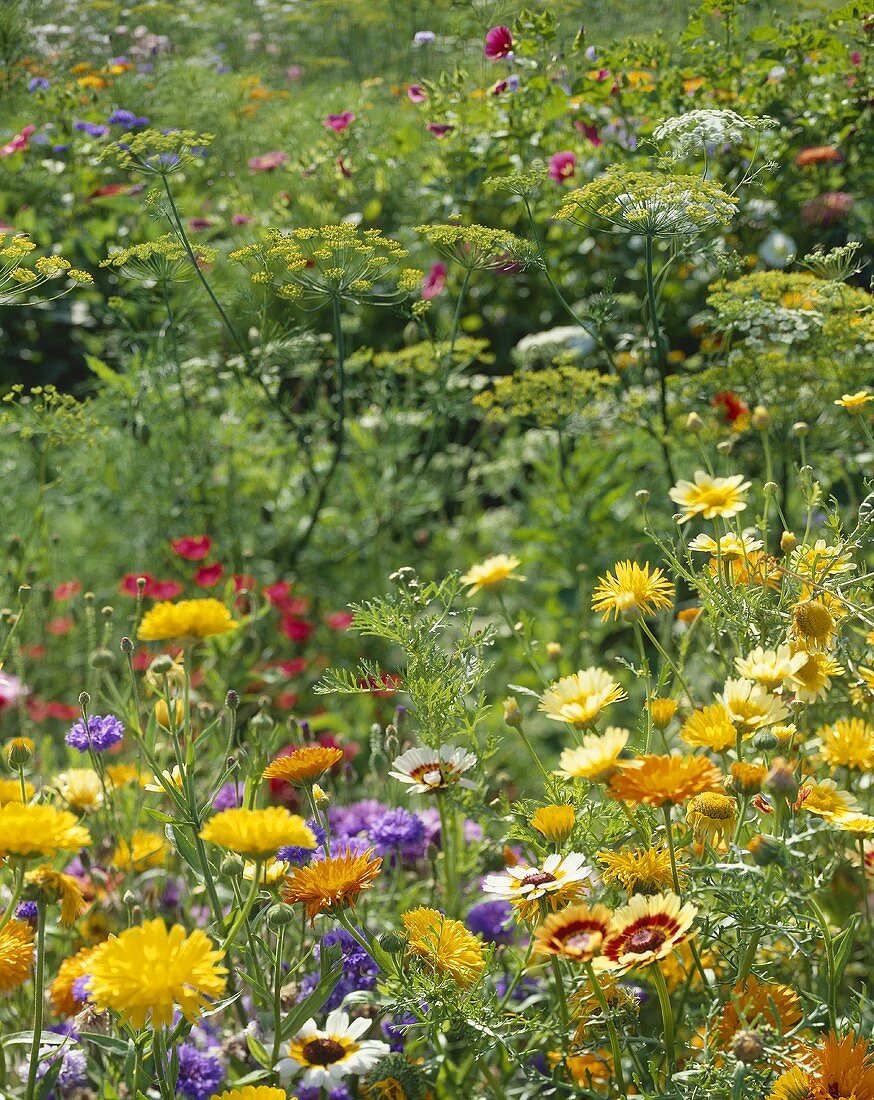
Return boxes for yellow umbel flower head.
[138,598,238,641]
[402,907,485,986]
[0,803,91,858]
[200,808,316,860]
[0,918,34,993]
[591,561,674,621]
[87,919,227,1030]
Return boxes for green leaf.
[246,1030,273,1069]
[79,1032,133,1055]
[279,962,344,1040]
[84,354,136,397]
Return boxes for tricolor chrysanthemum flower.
[389,745,477,793]
[599,892,697,972]
[669,471,751,523]
[284,1009,390,1087]
[482,852,590,922]
[539,669,626,728]
[532,902,612,962]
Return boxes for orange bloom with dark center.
[283,847,382,923]
[263,745,345,784]
[599,892,697,972]
[608,754,724,807]
[533,903,612,962]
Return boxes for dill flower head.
[591,561,675,622]
[54,768,103,812]
[608,754,724,807]
[415,222,539,271]
[685,792,738,847]
[473,366,617,428]
[460,553,524,594]
[286,1009,391,1088]
[100,234,216,282]
[597,845,682,895]
[283,847,382,923]
[817,717,874,771]
[555,166,738,238]
[599,892,697,972]
[798,780,860,820]
[653,109,772,157]
[0,918,34,993]
[681,704,737,751]
[482,852,590,923]
[50,945,99,1016]
[138,598,238,641]
[669,471,751,523]
[0,803,91,858]
[735,646,807,692]
[0,233,92,306]
[530,804,575,843]
[539,668,626,728]
[86,919,227,1029]
[200,807,316,860]
[790,597,844,653]
[24,866,85,925]
[263,745,344,785]
[557,727,630,782]
[402,906,486,986]
[100,128,214,174]
[532,902,613,962]
[718,976,802,1051]
[719,678,789,734]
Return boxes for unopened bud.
[546,642,562,658]
[716,440,733,455]
[635,489,651,504]
[378,930,407,954]
[747,834,785,867]
[6,738,33,767]
[752,729,778,752]
[120,636,134,654]
[792,421,809,437]
[780,531,797,554]
[503,697,523,728]
[264,903,296,929]
[220,853,245,878]
[17,585,31,606]
[686,412,704,433]
[732,1029,765,1064]
[123,890,137,907]
[249,709,274,736]
[312,784,330,806]
[90,648,115,669]
[225,689,239,711]
[751,405,770,431]
[762,481,778,496]
[764,757,796,798]
[148,654,174,676]
[78,692,91,708]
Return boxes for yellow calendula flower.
[24,866,85,925]
[200,808,316,860]
[539,668,626,728]
[608,754,724,808]
[0,778,34,805]
[591,561,674,621]
[681,704,737,752]
[460,553,524,594]
[767,1066,812,1100]
[685,792,737,848]
[669,471,751,523]
[87,919,227,1030]
[138,598,238,641]
[556,727,629,782]
[402,906,485,986]
[530,804,575,843]
[532,903,613,962]
[262,745,344,785]
[649,698,678,730]
[243,859,290,885]
[0,918,34,994]
[0,803,91,858]
[816,717,874,771]
[154,698,185,729]
[211,1090,288,1100]
[834,390,873,413]
[283,847,382,923]
[729,761,767,795]
[718,976,802,1051]
[719,678,789,735]
[598,844,682,894]
[111,829,169,871]
[54,768,104,813]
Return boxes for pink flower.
[149,580,184,600]
[484,25,513,60]
[286,65,303,81]
[421,262,447,300]
[54,581,81,601]
[171,535,212,560]
[280,616,314,642]
[248,150,288,171]
[47,617,73,636]
[233,573,257,592]
[0,671,29,711]
[574,120,602,147]
[323,111,356,132]
[264,580,292,607]
[1,125,36,157]
[407,84,427,103]
[232,214,253,225]
[426,123,453,137]
[194,562,224,588]
[325,611,354,630]
[188,217,213,230]
[548,150,576,183]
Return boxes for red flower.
[574,120,602,146]
[277,657,308,675]
[194,562,224,588]
[325,611,354,631]
[233,574,257,593]
[548,151,577,183]
[264,581,292,607]
[357,671,401,697]
[121,572,152,596]
[27,698,80,722]
[712,391,748,424]
[484,25,513,60]
[53,581,81,601]
[426,123,453,137]
[47,617,73,636]
[149,580,183,599]
[275,691,299,710]
[171,535,212,560]
[248,150,288,171]
[280,616,315,642]
[421,262,447,300]
[323,111,355,132]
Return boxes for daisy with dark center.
[284,1009,390,1088]
[591,560,675,621]
[600,892,697,972]
[533,903,612,962]
[282,847,382,923]
[262,744,344,785]
[389,745,477,794]
[482,852,590,923]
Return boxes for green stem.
[549,956,570,1051]
[662,804,681,895]
[0,863,26,935]
[860,837,872,945]
[585,962,626,1096]
[436,791,459,917]
[650,961,677,1077]
[643,233,675,485]
[220,861,263,952]
[23,902,46,1100]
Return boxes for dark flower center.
[627,927,667,954]
[521,871,557,888]
[302,1038,347,1066]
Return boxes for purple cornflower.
[65,714,124,753]
[212,782,243,811]
[368,807,425,859]
[277,820,325,865]
[382,1011,419,1051]
[107,109,149,127]
[298,928,378,1011]
[28,77,50,92]
[494,974,540,1002]
[174,1042,225,1100]
[297,1085,352,1100]
[71,975,93,1004]
[36,1047,87,1089]
[466,899,514,945]
[15,901,38,924]
[328,799,387,838]
[413,31,436,45]
[74,120,109,137]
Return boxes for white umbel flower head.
[653,109,774,157]
[389,744,477,793]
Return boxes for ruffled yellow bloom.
[111,829,169,871]
[138,598,238,641]
[530,804,575,843]
[24,866,85,924]
[262,745,344,785]
[460,554,524,594]
[0,803,91,858]
[403,906,485,986]
[0,918,34,994]
[54,768,103,813]
[0,778,34,804]
[211,1090,288,1100]
[243,859,290,885]
[597,845,681,894]
[685,792,737,848]
[200,808,316,860]
[87,919,227,1030]
[817,717,874,771]
[539,669,626,728]
[768,1031,874,1100]
[556,727,629,782]
[735,646,807,692]
[591,561,674,621]
[669,471,751,523]
[681,704,737,752]
[719,678,789,735]
[283,847,382,923]
[792,650,843,703]
[729,761,767,795]
[649,698,678,730]
[608,754,723,808]
[798,780,860,820]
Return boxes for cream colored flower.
[540,669,626,728]
[734,646,807,692]
[718,678,789,734]
[669,471,751,523]
[556,727,630,782]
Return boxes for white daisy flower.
[482,852,590,905]
[389,744,477,793]
[283,1008,390,1088]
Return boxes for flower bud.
[78,691,90,707]
[747,834,785,867]
[6,737,33,767]
[635,489,651,504]
[120,636,134,654]
[649,698,677,730]
[90,648,115,669]
[686,412,704,433]
[503,697,523,728]
[751,405,770,431]
[732,1029,765,1064]
[249,709,275,736]
[752,729,778,752]
[17,585,31,606]
[546,642,562,658]
[220,853,245,878]
[312,784,330,806]
[792,421,809,436]
[762,481,778,496]
[155,698,185,728]
[764,758,796,799]
[716,440,733,455]
[148,654,175,676]
[225,689,239,711]
[264,903,297,930]
[378,930,407,954]
[780,531,797,554]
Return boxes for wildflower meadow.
[1,1,873,1098]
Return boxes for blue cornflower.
[174,1042,224,1100]
[298,927,378,1011]
[37,1047,87,1090]
[65,714,124,753]
[28,77,50,92]
[107,109,149,127]
[368,807,425,858]
[277,819,325,866]
[15,901,38,924]
[465,899,514,945]
[74,121,109,137]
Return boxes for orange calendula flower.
[718,976,802,1051]
[599,892,697,972]
[283,847,382,923]
[0,918,34,994]
[608,754,724,808]
[591,561,674,621]
[262,745,344,785]
[50,945,100,1016]
[768,1031,874,1100]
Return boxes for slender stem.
[584,962,626,1096]
[662,804,682,896]
[271,926,286,1071]
[650,962,677,1077]
[220,861,263,952]
[736,929,761,984]
[643,233,675,485]
[0,863,26,935]
[860,837,872,944]
[549,956,570,1050]
[24,902,47,1100]
[436,791,459,917]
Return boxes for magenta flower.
[491,79,508,95]
[426,123,453,137]
[323,111,356,132]
[484,25,513,60]
[0,671,28,711]
[248,150,288,171]
[421,262,447,300]
[407,84,427,103]
[574,120,602,147]
[548,150,577,183]
[1,125,36,157]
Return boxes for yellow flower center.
[793,601,833,640]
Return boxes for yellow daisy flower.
[539,668,626,728]
[460,554,524,594]
[556,727,629,782]
[789,596,845,652]
[200,807,316,860]
[834,390,873,413]
[54,768,104,813]
[591,561,674,621]
[685,792,737,848]
[719,678,789,734]
[680,704,737,752]
[734,645,807,692]
[0,918,34,994]
[669,471,751,523]
[262,745,344,785]
[0,803,91,858]
[138,598,238,641]
[111,829,169,871]
[798,779,860,820]
[402,906,485,986]
[817,717,874,771]
[211,1090,288,1100]
[792,649,844,703]
[24,866,85,925]
[597,845,682,894]
[530,804,575,843]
